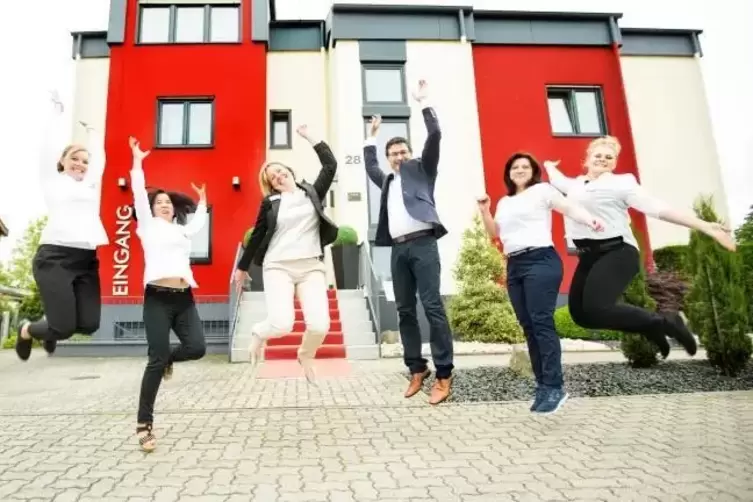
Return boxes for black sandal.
[136,424,156,452]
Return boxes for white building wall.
[71,58,109,145]
[621,55,729,248]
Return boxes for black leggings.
[569,240,665,336]
[28,244,101,341]
[137,285,206,424]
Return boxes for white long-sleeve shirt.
[39,107,108,249]
[130,165,207,288]
[545,164,667,250]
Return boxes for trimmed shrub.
[333,226,358,246]
[686,196,752,376]
[738,243,753,332]
[653,245,689,276]
[242,227,254,248]
[447,215,523,344]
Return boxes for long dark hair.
[132,188,197,225]
[503,152,542,196]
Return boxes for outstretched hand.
[543,160,560,170]
[705,222,736,251]
[411,79,428,102]
[368,115,382,137]
[476,194,491,213]
[191,182,207,202]
[49,90,64,113]
[233,269,250,293]
[129,136,151,161]
[295,124,309,139]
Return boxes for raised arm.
[39,91,67,184]
[128,137,154,228]
[543,160,577,195]
[81,122,106,183]
[236,200,269,271]
[297,125,337,200]
[183,183,208,237]
[414,80,441,178]
[363,115,386,188]
[476,195,498,239]
[622,175,735,251]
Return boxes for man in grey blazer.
[362,80,454,405]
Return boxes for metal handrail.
[227,243,244,362]
[358,243,384,356]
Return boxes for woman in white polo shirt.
[129,136,208,452]
[16,91,108,361]
[233,125,338,384]
[544,135,735,360]
[478,152,604,415]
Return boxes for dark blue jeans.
[391,235,454,379]
[506,247,564,390]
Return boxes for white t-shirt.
[494,183,559,255]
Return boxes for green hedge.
[554,306,622,341]
[737,243,753,331]
[653,245,689,275]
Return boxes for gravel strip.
[407,360,753,403]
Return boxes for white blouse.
[130,164,207,288]
[494,183,560,255]
[545,164,667,250]
[38,106,108,249]
[264,188,322,264]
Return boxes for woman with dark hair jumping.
[128,136,208,452]
[478,152,604,414]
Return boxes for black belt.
[146,284,191,293]
[507,246,539,258]
[393,229,434,244]
[573,237,624,255]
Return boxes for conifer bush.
[447,215,523,344]
[686,196,751,376]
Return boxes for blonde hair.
[258,161,296,196]
[57,144,88,172]
[587,135,622,156]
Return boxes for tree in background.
[447,215,523,344]
[686,196,751,376]
[7,217,47,324]
[734,204,753,244]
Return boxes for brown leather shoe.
[428,377,452,405]
[404,369,430,398]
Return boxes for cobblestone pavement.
[0,351,752,501]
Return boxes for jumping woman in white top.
[16,92,108,361]
[129,137,208,452]
[544,136,735,359]
[233,125,338,383]
[478,152,604,414]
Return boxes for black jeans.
[137,285,206,424]
[28,244,101,341]
[569,240,664,335]
[507,247,564,390]
[391,235,454,379]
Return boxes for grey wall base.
[53,339,228,357]
[375,293,569,344]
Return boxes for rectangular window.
[270,110,292,149]
[188,206,212,265]
[546,87,607,136]
[138,5,240,44]
[157,99,214,147]
[363,65,406,104]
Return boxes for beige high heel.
[137,424,156,453]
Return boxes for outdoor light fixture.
[117,177,128,190]
[232,176,241,190]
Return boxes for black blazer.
[363,106,447,246]
[237,141,339,270]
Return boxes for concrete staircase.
[230,289,380,363]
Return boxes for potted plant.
[331,226,360,290]
[242,227,264,291]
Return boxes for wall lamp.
[232,176,241,190]
[117,177,128,191]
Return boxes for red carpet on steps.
[264,288,347,360]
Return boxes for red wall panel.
[99,0,266,300]
[472,45,649,292]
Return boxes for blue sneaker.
[535,388,569,415]
[530,387,545,411]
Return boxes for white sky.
[0,0,750,261]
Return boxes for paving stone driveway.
[0,351,751,501]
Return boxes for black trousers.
[569,239,665,336]
[137,285,206,424]
[507,247,564,390]
[28,244,101,341]
[391,234,454,379]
